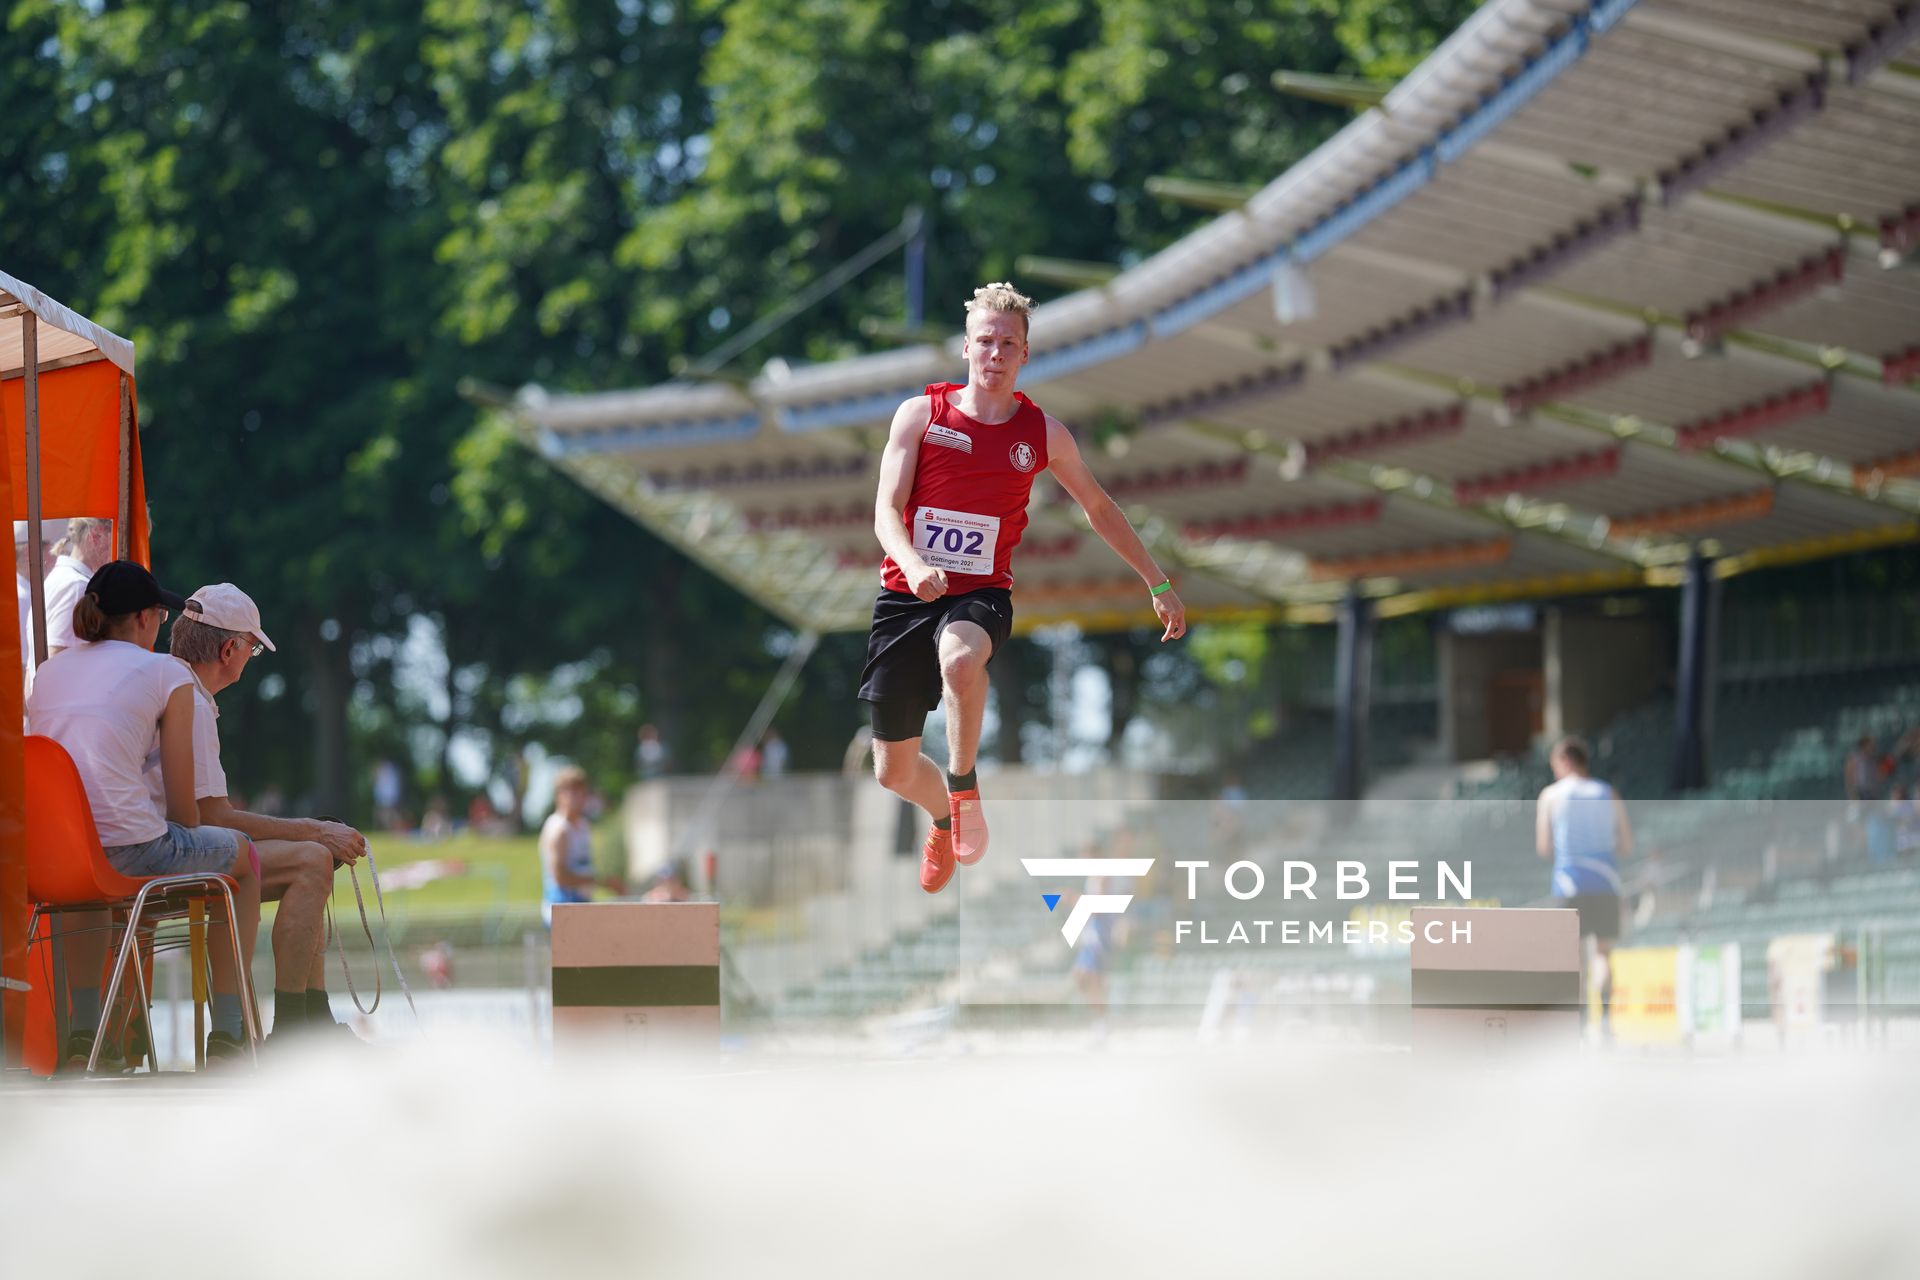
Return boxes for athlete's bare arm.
[874,395,948,601]
[1536,791,1554,858]
[1044,416,1187,642]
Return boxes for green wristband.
[1150,580,1173,596]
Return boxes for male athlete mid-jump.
[859,282,1187,893]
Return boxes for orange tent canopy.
[2,362,150,563]
[0,270,146,1066]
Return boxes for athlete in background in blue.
[541,765,624,926]
[1536,736,1633,1034]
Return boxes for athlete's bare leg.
[938,620,994,865]
[938,620,993,775]
[871,737,949,820]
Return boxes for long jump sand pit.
[3,1034,1916,1277]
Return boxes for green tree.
[1,0,1482,813]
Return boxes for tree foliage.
[2,0,1477,819]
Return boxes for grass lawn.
[301,822,624,913]
[261,822,774,953]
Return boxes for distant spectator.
[1846,735,1887,804]
[468,792,514,836]
[1892,729,1920,794]
[420,940,455,989]
[634,723,671,780]
[372,758,404,830]
[1070,837,1117,1035]
[1847,734,1893,862]
[43,516,113,657]
[729,741,762,782]
[13,527,28,689]
[641,860,692,904]
[540,765,623,927]
[1892,787,1920,857]
[421,794,453,841]
[15,519,63,700]
[761,729,790,779]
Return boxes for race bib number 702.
[913,506,1001,577]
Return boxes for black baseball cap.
[85,560,188,616]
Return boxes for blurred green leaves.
[2,0,1476,811]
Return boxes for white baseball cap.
[13,518,68,545]
[183,582,276,652]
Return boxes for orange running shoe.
[949,789,988,865]
[920,823,956,894]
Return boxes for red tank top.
[880,382,1050,594]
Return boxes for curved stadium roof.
[511,0,1920,634]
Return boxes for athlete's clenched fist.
[907,562,950,601]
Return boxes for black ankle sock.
[273,989,307,1032]
[947,768,977,793]
[933,816,953,831]
[306,988,336,1025]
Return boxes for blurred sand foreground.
[3,1037,1915,1279]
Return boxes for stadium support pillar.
[1333,586,1373,802]
[904,205,927,329]
[1671,549,1718,792]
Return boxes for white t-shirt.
[15,570,34,725]
[27,639,193,846]
[187,672,227,800]
[16,571,31,687]
[43,555,91,652]
[149,660,227,800]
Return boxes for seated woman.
[26,560,260,1067]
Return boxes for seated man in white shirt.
[43,516,115,658]
[165,583,371,1041]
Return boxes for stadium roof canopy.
[509,0,1920,634]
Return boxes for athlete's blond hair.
[964,281,1035,337]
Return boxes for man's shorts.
[858,586,1013,742]
[1553,893,1621,941]
[104,822,244,878]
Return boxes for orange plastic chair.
[24,735,261,1073]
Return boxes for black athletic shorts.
[1554,893,1621,941]
[858,587,1013,742]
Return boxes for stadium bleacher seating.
[1242,700,1438,801]
[753,657,1920,1030]
[1456,670,1920,805]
